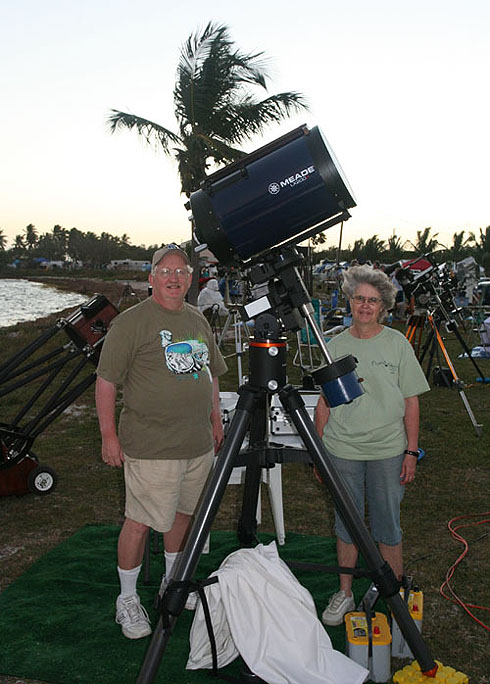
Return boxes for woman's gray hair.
[342,265,397,321]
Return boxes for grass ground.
[0,275,489,683]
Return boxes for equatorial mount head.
[239,246,364,407]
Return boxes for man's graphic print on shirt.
[159,330,211,380]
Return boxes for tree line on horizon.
[314,225,490,271]
[0,223,489,272]
[0,224,158,269]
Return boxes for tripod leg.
[237,393,269,546]
[136,386,260,684]
[448,321,487,381]
[424,331,437,381]
[217,311,233,348]
[458,391,483,437]
[278,385,437,676]
[238,463,262,546]
[418,326,434,368]
[431,323,483,436]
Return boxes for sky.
[1,0,489,255]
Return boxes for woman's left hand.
[400,453,417,484]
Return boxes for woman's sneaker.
[115,594,152,639]
[321,590,355,626]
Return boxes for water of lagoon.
[0,279,87,328]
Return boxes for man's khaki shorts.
[124,449,214,533]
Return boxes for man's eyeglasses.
[351,295,382,305]
[155,267,190,278]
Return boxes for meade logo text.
[268,165,316,194]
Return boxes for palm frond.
[195,134,246,164]
[180,22,228,79]
[180,22,267,88]
[108,22,307,208]
[212,92,308,143]
[107,110,181,152]
[174,22,276,135]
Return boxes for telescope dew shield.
[313,355,363,407]
[190,125,356,266]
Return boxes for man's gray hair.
[342,265,397,321]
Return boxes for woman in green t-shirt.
[315,265,429,627]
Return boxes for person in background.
[96,245,227,639]
[391,268,407,319]
[197,278,229,318]
[315,265,429,626]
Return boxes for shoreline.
[0,277,147,331]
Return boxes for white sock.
[164,551,181,579]
[117,565,141,598]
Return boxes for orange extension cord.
[439,512,490,631]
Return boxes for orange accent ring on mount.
[249,341,287,348]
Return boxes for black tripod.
[137,249,437,683]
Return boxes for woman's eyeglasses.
[351,295,382,305]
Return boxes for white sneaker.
[115,594,152,639]
[321,590,355,626]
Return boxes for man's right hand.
[101,435,124,468]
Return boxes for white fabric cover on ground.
[187,542,368,684]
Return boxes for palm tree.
[52,224,69,259]
[468,226,490,271]
[441,230,473,263]
[350,238,365,262]
[24,224,38,251]
[410,227,440,256]
[0,229,7,251]
[385,231,407,263]
[363,235,386,262]
[108,21,307,300]
[13,234,26,256]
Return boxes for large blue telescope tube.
[189,124,356,266]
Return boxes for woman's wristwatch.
[404,449,419,458]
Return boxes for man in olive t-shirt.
[95,245,227,639]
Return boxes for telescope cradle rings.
[189,124,356,267]
[313,355,363,407]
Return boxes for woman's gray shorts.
[329,452,405,546]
